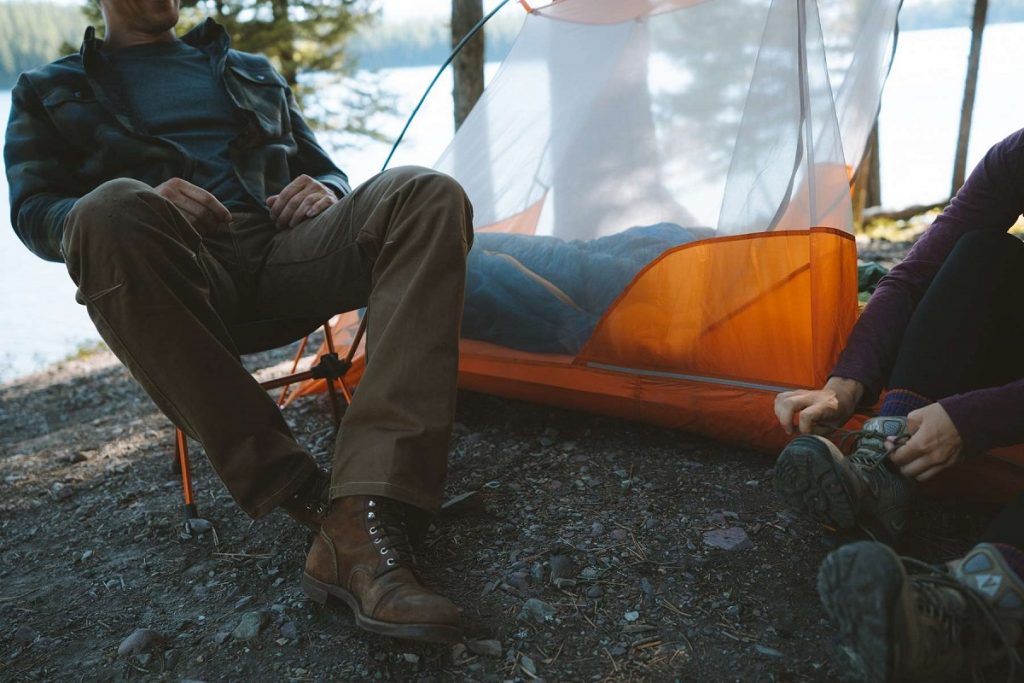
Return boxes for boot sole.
[817,542,902,683]
[773,435,857,530]
[301,572,463,644]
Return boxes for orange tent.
[287,0,1024,501]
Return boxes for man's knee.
[385,166,473,249]
[64,179,162,254]
[69,178,156,225]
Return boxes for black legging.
[885,230,1024,547]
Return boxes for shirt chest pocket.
[228,66,292,139]
[42,87,111,151]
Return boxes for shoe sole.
[773,435,857,530]
[817,542,902,683]
[301,572,463,644]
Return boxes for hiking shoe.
[773,416,915,545]
[301,496,462,644]
[949,543,1024,623]
[817,541,1022,682]
[280,468,330,533]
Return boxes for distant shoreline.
[5,1,1024,86]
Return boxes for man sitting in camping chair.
[5,0,471,643]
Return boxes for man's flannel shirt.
[4,18,351,262]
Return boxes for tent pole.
[796,0,817,224]
[381,0,515,172]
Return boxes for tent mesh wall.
[289,0,1024,500]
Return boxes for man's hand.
[266,174,337,230]
[154,177,232,236]
[887,403,963,481]
[774,376,864,435]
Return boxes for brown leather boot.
[279,468,330,532]
[301,495,462,643]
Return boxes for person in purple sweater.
[771,130,1024,682]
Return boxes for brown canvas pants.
[61,167,473,518]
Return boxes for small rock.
[586,585,604,598]
[548,555,574,581]
[518,598,556,623]
[441,490,480,515]
[402,653,420,664]
[467,639,503,657]
[610,528,629,542]
[703,527,753,552]
[754,644,785,659]
[231,611,268,641]
[530,561,545,583]
[580,567,600,580]
[136,653,152,667]
[590,521,605,535]
[279,621,298,640]
[520,654,537,675]
[186,518,212,535]
[639,577,655,600]
[13,625,39,645]
[234,595,253,611]
[163,649,179,669]
[117,628,164,657]
[552,578,577,589]
[507,572,530,592]
[213,631,230,645]
[624,611,640,622]
[609,644,628,657]
[66,451,89,464]
[451,643,468,660]
[49,482,75,501]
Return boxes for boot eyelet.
[369,527,378,534]
[380,547,388,555]
[367,512,376,520]
[386,558,396,567]
[374,537,382,544]
[368,500,377,507]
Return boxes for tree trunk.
[952,0,987,196]
[852,124,881,229]
[451,0,485,130]
[271,0,297,87]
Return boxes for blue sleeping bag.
[462,223,704,354]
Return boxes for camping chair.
[172,315,367,521]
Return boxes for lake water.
[3,23,1024,382]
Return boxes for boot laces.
[901,556,1022,683]
[288,471,329,516]
[366,498,416,571]
[832,428,909,470]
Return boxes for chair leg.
[175,429,198,519]
[325,375,342,427]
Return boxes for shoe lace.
[831,428,910,470]
[366,498,416,572]
[288,471,329,517]
[901,557,1022,683]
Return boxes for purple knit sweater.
[832,128,1024,453]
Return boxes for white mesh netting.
[434,0,900,240]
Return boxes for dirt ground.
[0,238,998,682]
